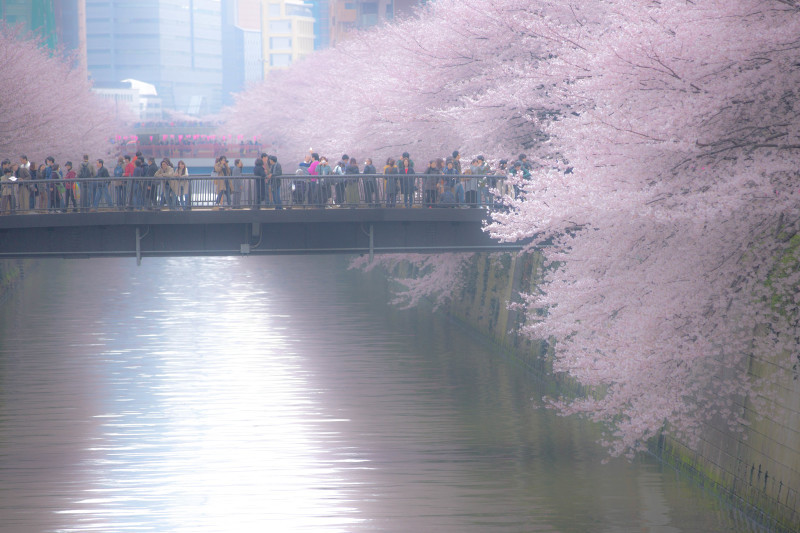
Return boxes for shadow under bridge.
[0,208,524,262]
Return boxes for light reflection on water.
[0,257,762,532]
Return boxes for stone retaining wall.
[442,252,800,531]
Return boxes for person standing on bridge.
[267,155,283,210]
[1,164,14,214]
[133,158,146,209]
[231,158,244,208]
[112,157,125,208]
[45,157,61,212]
[145,157,158,209]
[155,159,176,209]
[77,155,95,213]
[345,157,360,207]
[92,159,113,210]
[362,158,377,207]
[62,162,78,213]
[308,152,321,207]
[317,156,332,206]
[399,154,415,208]
[254,156,267,209]
[15,159,31,212]
[333,155,349,206]
[383,157,398,208]
[214,156,232,209]
[175,160,190,210]
[36,163,47,212]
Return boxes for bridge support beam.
[0,210,526,259]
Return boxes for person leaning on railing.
[154,158,176,209]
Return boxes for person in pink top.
[307,152,321,206]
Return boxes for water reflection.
[0,257,762,532]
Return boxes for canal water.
[0,257,761,532]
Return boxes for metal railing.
[0,174,509,213]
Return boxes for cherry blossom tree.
[350,253,475,310]
[227,0,800,457]
[482,0,800,456]
[0,26,118,162]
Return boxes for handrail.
[0,173,509,213]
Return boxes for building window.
[268,4,281,16]
[270,37,292,49]
[270,54,292,67]
[269,20,292,32]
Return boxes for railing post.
[135,227,142,266]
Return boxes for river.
[0,257,762,532]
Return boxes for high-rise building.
[85,0,223,115]
[261,0,314,76]
[304,0,329,50]
[223,0,263,106]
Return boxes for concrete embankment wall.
[440,252,800,532]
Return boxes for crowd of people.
[272,150,533,209]
[0,150,533,214]
[0,153,186,213]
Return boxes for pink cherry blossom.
[0,26,118,162]
[228,0,800,457]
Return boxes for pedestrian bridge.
[0,175,526,261]
[0,208,523,262]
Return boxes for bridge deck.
[0,174,524,259]
[0,207,520,260]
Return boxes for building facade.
[261,0,314,76]
[222,0,263,105]
[305,0,329,50]
[85,0,223,115]
[328,0,421,46]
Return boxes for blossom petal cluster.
[0,26,117,162]
[230,0,800,457]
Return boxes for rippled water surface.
[0,257,759,532]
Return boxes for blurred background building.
[261,0,314,76]
[85,0,223,117]
[1,0,423,118]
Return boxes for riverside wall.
[440,252,800,532]
[0,259,29,302]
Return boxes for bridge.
[0,175,522,261]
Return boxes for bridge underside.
[0,209,522,259]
